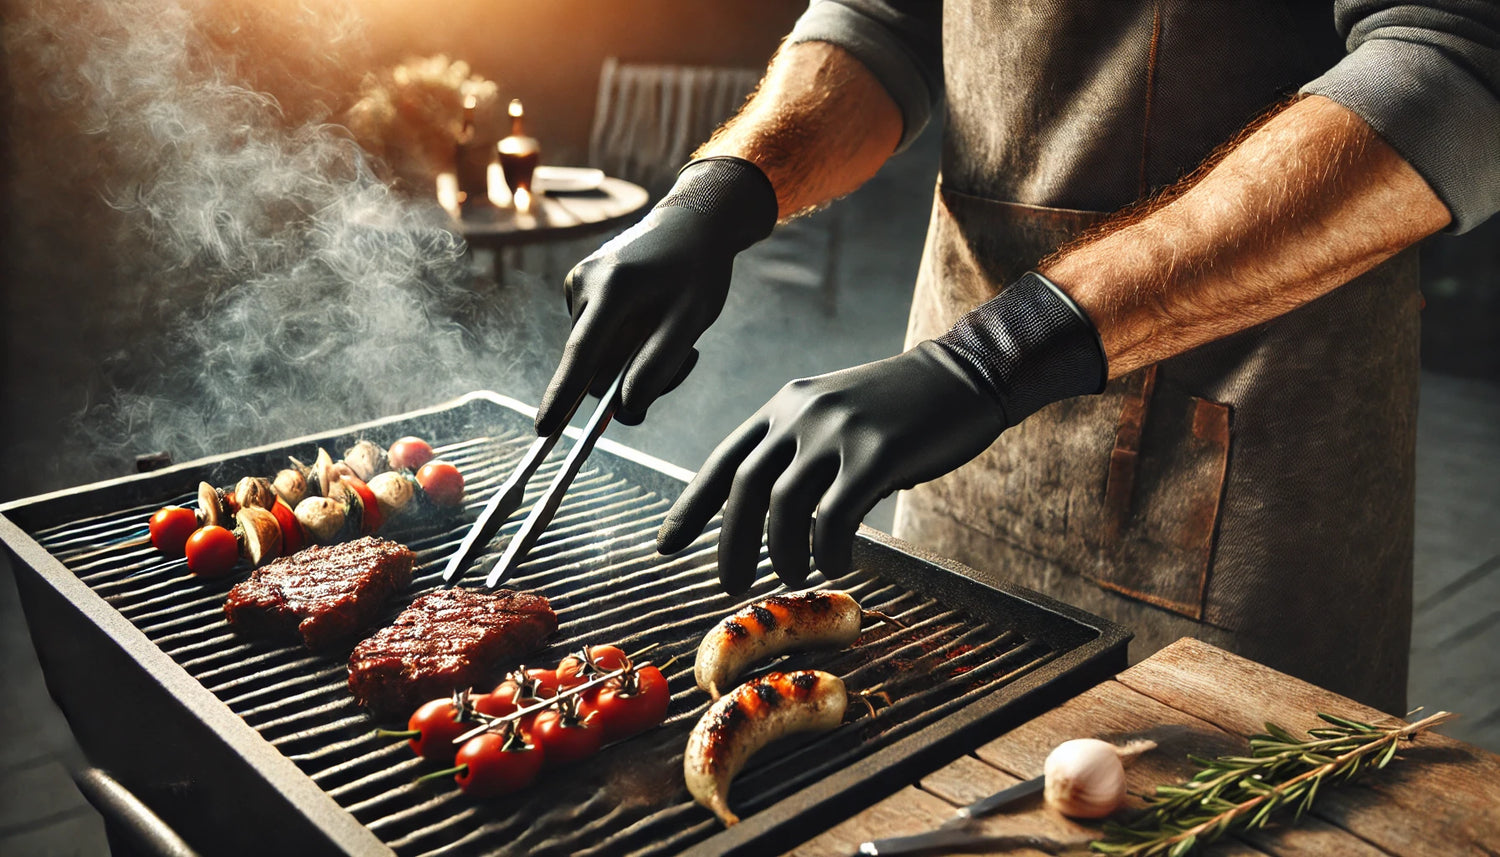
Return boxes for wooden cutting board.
[788,636,1500,856]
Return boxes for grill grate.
[7,393,1127,856]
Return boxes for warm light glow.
[435,171,460,216]
[463,94,477,110]
[513,187,532,214]
[508,98,524,119]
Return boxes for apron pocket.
[1084,368,1230,620]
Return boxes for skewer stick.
[450,662,653,744]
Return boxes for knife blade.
[857,830,1082,857]
[440,393,587,585]
[856,774,1047,856]
[945,772,1045,824]
[484,369,624,588]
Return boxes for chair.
[583,57,842,314]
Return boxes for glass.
[498,98,540,212]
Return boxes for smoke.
[2,0,550,491]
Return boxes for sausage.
[694,590,862,698]
[683,670,846,826]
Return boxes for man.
[538,1,1499,712]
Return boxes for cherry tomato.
[269,498,304,555]
[404,697,475,761]
[341,475,383,535]
[472,691,517,720]
[584,665,670,742]
[149,506,199,557]
[415,460,464,507]
[184,525,240,577]
[454,727,544,798]
[518,667,559,698]
[388,436,435,471]
[531,698,603,764]
[556,645,630,693]
[485,668,557,728]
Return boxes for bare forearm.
[1044,95,1452,379]
[697,40,903,219]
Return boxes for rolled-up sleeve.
[1302,1,1500,233]
[785,0,943,151]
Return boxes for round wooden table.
[442,173,650,282]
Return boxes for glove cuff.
[933,271,1109,425]
[658,156,779,251]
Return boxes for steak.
[224,536,415,650]
[348,588,557,718]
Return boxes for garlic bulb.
[1043,737,1153,819]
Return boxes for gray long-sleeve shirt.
[787,0,1500,232]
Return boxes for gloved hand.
[534,156,778,435]
[656,272,1109,593]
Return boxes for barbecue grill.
[3,392,1130,856]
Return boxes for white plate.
[533,166,606,193]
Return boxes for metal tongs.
[441,369,624,588]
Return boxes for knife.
[857,774,1049,856]
[484,369,624,588]
[440,392,587,585]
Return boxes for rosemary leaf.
[1089,709,1455,857]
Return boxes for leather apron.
[893,0,1418,713]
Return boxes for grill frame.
[3,391,1130,856]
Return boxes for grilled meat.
[695,590,864,698]
[224,536,414,649]
[684,670,847,826]
[347,588,558,718]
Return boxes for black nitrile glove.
[535,156,778,434]
[656,272,1108,593]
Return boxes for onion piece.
[236,506,283,566]
[197,482,227,529]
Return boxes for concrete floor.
[4,125,1499,853]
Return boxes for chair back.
[588,57,761,199]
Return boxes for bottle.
[497,98,541,211]
[453,94,494,212]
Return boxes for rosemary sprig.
[1091,709,1455,857]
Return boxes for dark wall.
[0,0,803,501]
[361,0,804,164]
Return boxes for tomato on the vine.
[472,688,518,719]
[531,697,603,764]
[453,727,544,797]
[184,525,239,577]
[584,665,670,742]
[415,460,464,507]
[556,645,630,693]
[149,506,199,557]
[397,697,476,761]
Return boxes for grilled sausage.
[694,591,862,698]
[684,670,846,826]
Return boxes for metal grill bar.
[10,394,1124,857]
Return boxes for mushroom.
[235,506,283,566]
[295,495,346,544]
[343,439,389,482]
[234,476,276,510]
[273,467,307,507]
[367,471,416,523]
